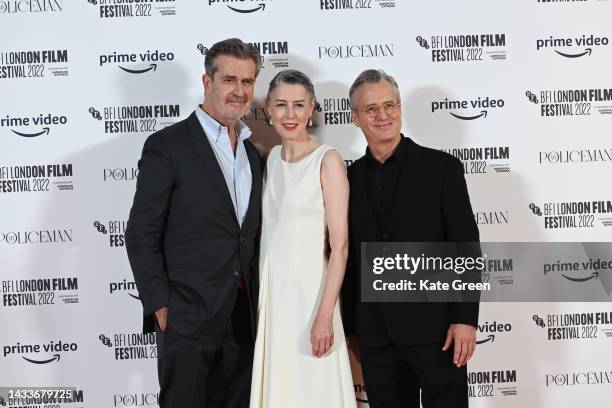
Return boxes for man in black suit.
[342,69,480,408]
[126,38,262,408]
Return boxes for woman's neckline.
[280,143,324,164]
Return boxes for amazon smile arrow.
[476,334,495,344]
[554,48,592,58]
[11,127,50,138]
[561,272,599,283]
[449,110,488,120]
[22,354,61,364]
[118,64,158,74]
[227,3,265,13]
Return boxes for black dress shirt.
[365,135,408,240]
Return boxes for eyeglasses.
[355,101,400,118]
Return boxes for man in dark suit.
[126,38,262,408]
[342,69,480,408]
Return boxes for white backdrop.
[1,1,612,407]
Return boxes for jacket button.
[232,270,240,278]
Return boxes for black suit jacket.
[342,137,480,347]
[126,112,262,341]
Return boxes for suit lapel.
[188,113,238,226]
[241,140,261,232]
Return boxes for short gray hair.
[204,38,262,78]
[266,69,316,102]
[349,69,400,109]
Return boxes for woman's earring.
[308,117,313,127]
[268,118,273,126]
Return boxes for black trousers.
[360,343,469,408]
[155,289,253,408]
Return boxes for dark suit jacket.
[342,136,480,347]
[126,112,262,342]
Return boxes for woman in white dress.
[249,70,356,408]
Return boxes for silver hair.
[266,69,316,102]
[349,69,400,109]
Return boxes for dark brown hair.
[204,38,262,78]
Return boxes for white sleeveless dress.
[249,144,356,408]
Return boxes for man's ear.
[203,74,211,91]
[351,111,359,127]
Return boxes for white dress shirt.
[195,107,253,226]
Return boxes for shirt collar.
[195,105,252,144]
[365,134,407,164]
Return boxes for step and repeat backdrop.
[1,1,612,407]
